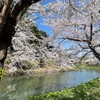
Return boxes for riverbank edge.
[2,64,100,77]
[2,65,76,77]
[28,77,100,100]
[75,63,100,70]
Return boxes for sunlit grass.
[75,63,100,70]
[0,68,5,79]
[28,77,100,100]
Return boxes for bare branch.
[0,0,13,32]
[69,0,81,13]
[90,14,93,41]
[77,42,89,50]
[85,0,96,9]
[57,37,88,43]
[12,0,41,20]
[79,51,92,62]
[93,44,100,48]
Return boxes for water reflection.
[0,69,100,100]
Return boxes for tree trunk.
[90,47,100,61]
[88,41,100,61]
[0,0,41,68]
[0,13,16,68]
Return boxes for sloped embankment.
[29,77,100,100]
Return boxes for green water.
[0,69,100,100]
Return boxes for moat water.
[0,69,100,100]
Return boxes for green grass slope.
[28,77,100,100]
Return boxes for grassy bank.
[3,64,99,76]
[28,77,100,100]
[75,64,100,70]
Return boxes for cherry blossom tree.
[0,0,42,68]
[40,0,100,61]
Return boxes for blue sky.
[37,15,53,36]
[36,0,54,36]
[36,0,79,36]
